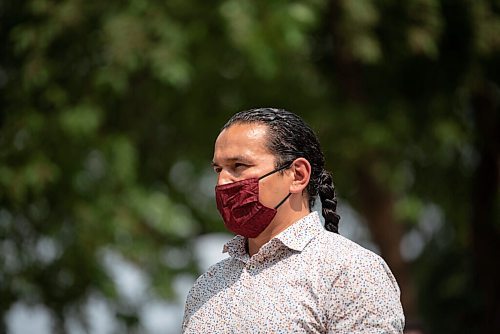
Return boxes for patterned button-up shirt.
[182,211,404,333]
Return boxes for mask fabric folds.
[215,165,291,238]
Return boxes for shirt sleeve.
[326,252,405,334]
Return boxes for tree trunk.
[327,0,417,323]
[470,83,500,333]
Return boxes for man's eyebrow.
[211,156,251,166]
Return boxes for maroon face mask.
[215,164,291,238]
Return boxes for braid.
[318,170,340,233]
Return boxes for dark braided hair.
[222,108,340,233]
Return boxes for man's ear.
[289,158,311,194]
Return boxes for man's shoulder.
[196,256,233,280]
[310,231,400,294]
[314,229,373,254]
[311,230,385,269]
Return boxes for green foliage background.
[1,0,499,333]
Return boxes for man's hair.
[222,107,340,233]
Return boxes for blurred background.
[1,0,499,333]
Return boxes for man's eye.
[234,163,247,169]
[213,167,222,174]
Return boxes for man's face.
[212,123,291,209]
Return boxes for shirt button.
[249,264,256,270]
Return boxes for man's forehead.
[213,143,267,163]
[212,123,272,162]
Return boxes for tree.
[1,0,498,333]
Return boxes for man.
[182,108,405,333]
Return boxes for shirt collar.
[223,211,323,258]
[223,235,248,260]
[274,211,323,251]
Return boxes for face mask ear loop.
[274,192,291,209]
[258,162,293,180]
